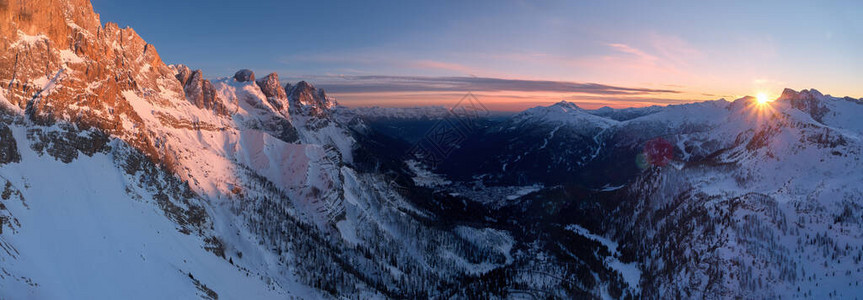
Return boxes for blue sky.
[91,0,863,110]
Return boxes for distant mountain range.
[2,1,863,299]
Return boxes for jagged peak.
[291,80,315,92]
[255,72,280,84]
[168,65,228,116]
[1,0,102,44]
[801,88,824,99]
[255,72,289,112]
[775,88,832,123]
[777,88,824,102]
[777,88,799,101]
[287,80,336,116]
[172,64,193,86]
[189,69,203,83]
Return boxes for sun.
[756,92,771,105]
[745,91,776,125]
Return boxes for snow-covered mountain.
[616,89,863,298]
[437,100,621,186]
[2,1,863,299]
[433,90,863,298]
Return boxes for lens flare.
[756,92,771,105]
[742,91,779,127]
[637,137,674,170]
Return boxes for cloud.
[331,89,708,111]
[312,75,680,95]
[607,43,658,62]
[280,53,386,65]
[281,53,480,75]
[407,60,475,73]
[646,33,704,66]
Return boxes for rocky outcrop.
[287,81,336,117]
[234,69,255,82]
[777,88,830,123]
[0,0,185,169]
[201,80,223,114]
[255,72,288,111]
[0,124,20,165]
[185,70,207,105]
[172,65,227,116]
[1,0,177,119]
[112,142,211,235]
[26,124,111,164]
[174,64,193,87]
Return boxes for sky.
[91,0,862,111]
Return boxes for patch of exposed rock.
[777,88,830,123]
[287,81,336,118]
[173,65,228,115]
[26,123,110,163]
[234,69,255,82]
[0,123,21,164]
[255,72,288,112]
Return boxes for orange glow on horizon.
[331,90,709,112]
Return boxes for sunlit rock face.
[174,64,193,86]
[0,0,180,163]
[171,65,228,116]
[0,0,172,114]
[285,81,337,115]
[255,72,289,114]
[287,81,336,118]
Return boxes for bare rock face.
[1,1,177,119]
[26,124,111,164]
[170,65,228,116]
[287,81,336,117]
[233,69,255,82]
[0,0,188,165]
[255,72,288,111]
[778,88,830,123]
[186,70,206,106]
[0,124,21,165]
[174,64,193,86]
[0,0,219,241]
[200,79,226,115]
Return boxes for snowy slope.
[616,91,863,298]
[512,100,619,130]
[0,123,305,299]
